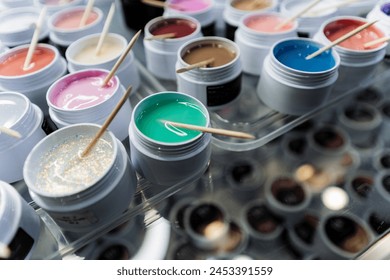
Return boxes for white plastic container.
[176,36,242,108]
[129,91,212,186]
[234,11,298,75]
[313,16,387,91]
[257,38,340,116]
[0,7,49,47]
[33,0,85,15]
[0,92,46,183]
[23,124,137,233]
[66,32,140,90]
[46,69,132,142]
[367,2,390,56]
[0,180,41,259]
[0,43,67,114]
[143,15,202,80]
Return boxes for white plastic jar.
[129,91,212,186]
[234,11,298,75]
[33,0,85,16]
[23,123,137,233]
[367,1,390,56]
[0,92,46,183]
[143,15,202,81]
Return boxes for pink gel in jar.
[170,0,210,12]
[245,14,294,33]
[54,10,99,29]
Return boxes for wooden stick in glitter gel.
[101,29,142,87]
[81,85,132,157]
[306,20,378,60]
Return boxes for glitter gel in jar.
[129,92,212,186]
[0,7,50,48]
[257,38,340,116]
[367,2,390,56]
[0,181,41,259]
[235,11,298,75]
[223,0,279,41]
[23,124,137,233]
[0,92,46,183]
[48,6,104,54]
[46,69,132,142]
[176,36,242,109]
[143,15,202,81]
[0,43,67,115]
[66,33,140,91]
[313,16,387,91]
[163,0,216,36]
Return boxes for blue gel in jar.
[381,3,390,15]
[273,39,336,72]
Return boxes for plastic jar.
[0,92,46,183]
[257,38,340,116]
[0,180,41,259]
[176,36,242,108]
[367,1,390,56]
[0,7,49,47]
[370,170,390,214]
[66,33,140,91]
[48,5,104,54]
[234,11,298,75]
[0,0,33,8]
[143,15,202,80]
[46,69,132,142]
[129,91,212,186]
[0,43,67,114]
[313,16,387,91]
[163,0,216,36]
[223,0,278,40]
[33,0,85,16]
[23,123,137,233]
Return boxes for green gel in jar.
[135,95,208,143]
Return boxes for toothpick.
[176,57,215,73]
[274,0,322,30]
[162,120,256,140]
[95,2,115,56]
[101,29,142,87]
[23,7,47,71]
[141,0,168,8]
[79,0,95,27]
[0,126,22,139]
[364,36,390,48]
[0,243,11,259]
[306,20,379,60]
[145,32,176,40]
[81,85,133,157]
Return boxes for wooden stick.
[95,2,115,56]
[0,126,22,139]
[0,243,11,259]
[308,0,358,16]
[306,20,379,60]
[162,120,256,140]
[364,36,390,48]
[23,7,47,71]
[145,32,176,40]
[81,85,133,157]
[274,0,322,30]
[101,29,142,87]
[176,57,215,74]
[141,0,167,8]
[79,0,95,27]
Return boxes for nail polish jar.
[66,32,140,90]
[367,1,390,55]
[0,180,41,259]
[264,175,312,227]
[176,36,242,109]
[23,123,137,233]
[48,6,104,54]
[129,91,211,186]
[46,69,132,142]
[163,0,216,36]
[280,0,338,38]
[0,43,67,114]
[234,11,298,75]
[143,15,202,81]
[313,16,387,91]
[0,7,49,48]
[313,212,374,259]
[0,92,46,183]
[223,0,278,40]
[257,38,340,116]
[33,0,85,16]
[370,170,390,215]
